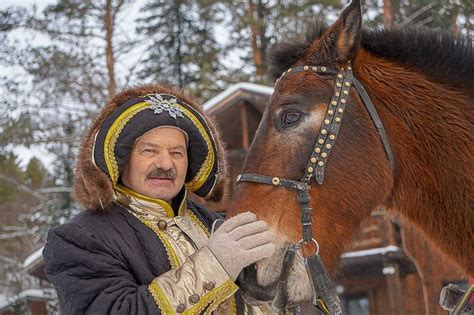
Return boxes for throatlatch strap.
[352,77,395,173]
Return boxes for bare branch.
[398,2,437,28]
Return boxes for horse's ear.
[326,0,362,63]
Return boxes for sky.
[2,0,249,172]
[1,0,142,170]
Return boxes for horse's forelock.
[267,19,328,81]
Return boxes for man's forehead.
[136,141,186,151]
[135,127,188,146]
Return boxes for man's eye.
[140,148,157,155]
[171,152,183,157]
[282,111,302,126]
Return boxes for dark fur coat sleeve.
[43,222,161,315]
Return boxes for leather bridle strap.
[236,174,309,193]
[352,77,395,171]
[236,62,395,315]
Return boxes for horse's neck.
[355,50,474,275]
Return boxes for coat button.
[204,281,215,291]
[176,303,186,313]
[189,294,200,304]
[157,220,167,230]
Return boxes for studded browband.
[236,63,395,315]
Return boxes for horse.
[227,0,473,310]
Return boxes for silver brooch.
[146,94,185,119]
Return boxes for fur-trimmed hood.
[74,84,228,211]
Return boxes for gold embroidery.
[189,279,238,315]
[176,103,215,192]
[103,94,215,194]
[104,102,150,183]
[148,281,175,314]
[230,297,237,315]
[136,216,181,269]
[115,184,174,218]
[187,211,210,237]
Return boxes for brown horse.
[228,0,473,307]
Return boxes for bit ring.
[295,238,320,260]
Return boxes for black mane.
[268,21,474,92]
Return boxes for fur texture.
[74,83,228,211]
[231,0,473,306]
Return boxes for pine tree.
[136,0,224,98]
[223,0,344,84]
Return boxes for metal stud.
[329,135,336,140]
[321,152,328,158]
[331,100,337,106]
[318,161,324,167]
[326,144,332,149]
[321,66,327,72]
[315,147,321,153]
[318,139,324,144]
[335,92,340,97]
[272,177,281,185]
[321,129,327,135]
[335,117,341,122]
[328,110,334,115]
[345,82,351,87]
[311,157,317,163]
[338,108,344,113]
[337,74,343,79]
[288,68,292,72]
[343,90,349,95]
[304,66,309,71]
[324,119,330,124]
[308,166,314,173]
[348,66,352,70]
[336,83,342,88]
[342,99,347,104]
[312,66,318,71]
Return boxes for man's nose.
[153,151,174,170]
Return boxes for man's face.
[121,127,188,203]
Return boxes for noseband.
[236,63,395,314]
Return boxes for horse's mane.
[268,20,474,92]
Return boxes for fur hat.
[74,84,227,211]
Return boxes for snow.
[341,245,400,258]
[203,82,273,112]
[0,289,54,311]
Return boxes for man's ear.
[316,0,363,63]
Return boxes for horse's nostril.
[236,264,279,304]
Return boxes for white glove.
[207,212,275,280]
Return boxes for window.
[343,295,371,315]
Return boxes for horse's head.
[229,0,394,306]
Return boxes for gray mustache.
[146,167,176,180]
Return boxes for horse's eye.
[282,111,302,126]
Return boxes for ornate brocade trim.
[104,102,150,183]
[148,278,237,315]
[193,279,238,315]
[148,280,175,314]
[187,211,210,237]
[115,184,175,218]
[103,94,216,193]
[136,216,181,269]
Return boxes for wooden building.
[25,82,470,314]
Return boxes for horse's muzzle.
[236,263,279,305]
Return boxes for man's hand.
[207,212,275,280]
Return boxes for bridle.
[236,62,395,314]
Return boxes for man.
[43,84,276,314]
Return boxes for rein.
[236,63,395,314]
